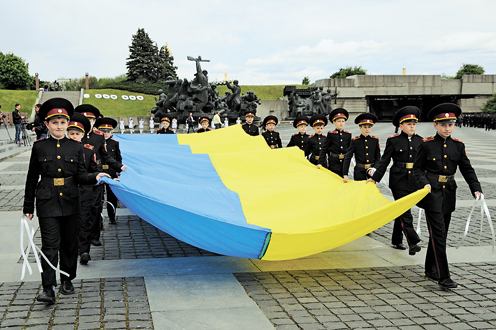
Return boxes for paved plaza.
[0,122,496,329]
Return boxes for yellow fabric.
[178,125,428,260]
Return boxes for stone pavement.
[1,123,496,329]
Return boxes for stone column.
[85,72,89,89]
[35,73,39,90]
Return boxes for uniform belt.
[356,163,373,169]
[394,162,414,169]
[40,176,74,186]
[426,172,455,182]
[270,145,276,149]
[102,165,109,170]
[330,152,345,159]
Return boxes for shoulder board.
[329,131,337,134]
[275,130,279,133]
[34,137,46,143]
[84,144,94,150]
[353,136,360,140]
[292,133,298,136]
[111,138,119,142]
[322,134,327,138]
[309,134,314,138]
[388,134,400,138]
[344,130,352,134]
[94,130,104,135]
[423,136,435,142]
[452,138,463,143]
[370,135,378,139]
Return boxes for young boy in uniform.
[343,113,380,182]
[318,108,352,177]
[23,98,110,303]
[95,117,122,225]
[197,116,212,133]
[157,116,175,134]
[242,111,259,136]
[286,115,309,150]
[305,114,327,165]
[413,103,482,289]
[368,106,423,254]
[261,115,282,148]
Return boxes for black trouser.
[38,215,78,287]
[104,183,118,221]
[424,211,452,280]
[328,159,344,178]
[90,184,104,241]
[391,190,421,246]
[78,186,93,254]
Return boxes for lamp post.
[85,72,89,90]
[35,73,39,90]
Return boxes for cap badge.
[57,109,62,113]
[445,113,449,117]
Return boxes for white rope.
[101,201,115,221]
[416,207,423,237]
[20,216,69,280]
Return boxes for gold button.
[57,144,60,148]
[58,169,61,172]
[366,153,369,156]
[443,185,445,189]
[444,144,447,148]
[44,159,46,161]
[410,155,412,157]
[366,160,369,162]
[433,158,436,161]
[444,155,447,158]
[410,147,412,149]
[60,193,63,196]
[71,159,73,162]
[444,166,447,169]
[57,155,61,159]
[365,140,368,142]
[366,146,369,149]
[408,171,411,174]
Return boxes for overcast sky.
[1,0,495,85]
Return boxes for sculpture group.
[286,86,337,118]
[151,56,261,122]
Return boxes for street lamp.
[85,72,89,90]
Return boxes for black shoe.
[409,244,421,255]
[60,281,75,295]
[439,277,458,289]
[80,252,91,265]
[37,286,55,304]
[393,243,407,250]
[91,240,102,246]
[109,219,116,224]
[425,272,438,281]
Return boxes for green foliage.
[330,66,367,79]
[455,63,485,79]
[82,89,154,117]
[481,93,496,114]
[0,52,32,89]
[302,76,310,85]
[97,80,164,95]
[0,90,39,117]
[441,73,454,79]
[63,78,85,91]
[215,84,314,101]
[157,46,178,81]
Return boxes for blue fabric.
[101,134,270,259]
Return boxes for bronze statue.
[226,80,242,112]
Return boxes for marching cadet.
[197,116,212,133]
[413,103,482,289]
[23,98,110,303]
[343,113,380,182]
[261,115,282,149]
[75,105,126,247]
[317,108,352,177]
[66,113,98,266]
[368,106,423,254]
[95,117,121,225]
[304,114,327,165]
[157,116,175,134]
[242,110,259,136]
[286,115,310,150]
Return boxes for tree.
[330,66,367,79]
[481,93,496,114]
[157,45,178,81]
[126,28,160,82]
[0,52,32,89]
[454,63,484,79]
[302,76,310,85]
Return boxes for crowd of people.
[21,98,483,305]
[460,113,496,130]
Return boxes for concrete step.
[39,91,81,108]
[0,144,30,162]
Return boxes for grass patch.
[214,84,314,100]
[83,89,154,118]
[0,90,39,115]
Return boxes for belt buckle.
[102,165,109,170]
[364,164,371,169]
[406,163,414,169]
[315,156,320,160]
[54,178,64,186]
[438,175,448,182]
[339,154,344,159]
[270,145,275,149]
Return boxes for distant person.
[236,117,242,125]
[149,117,155,134]
[128,117,134,134]
[119,118,125,134]
[32,103,48,139]
[224,117,229,128]
[12,103,23,144]
[186,113,195,133]
[213,111,221,129]
[138,118,144,134]
[171,118,178,133]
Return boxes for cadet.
[95,117,121,225]
[75,105,126,247]
[242,110,259,136]
[157,116,175,134]
[413,103,482,289]
[67,113,98,265]
[23,98,110,303]
[197,116,212,133]
[304,114,327,165]
[261,115,282,148]
[318,108,352,177]
[369,106,423,254]
[286,115,310,150]
[343,113,380,182]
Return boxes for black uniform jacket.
[343,134,381,176]
[286,133,309,150]
[242,123,259,136]
[102,138,122,178]
[80,143,99,200]
[372,132,422,192]
[413,134,482,214]
[197,127,212,133]
[318,129,352,167]
[157,127,175,134]
[23,137,98,217]
[82,130,122,172]
[304,134,326,165]
[262,130,282,149]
